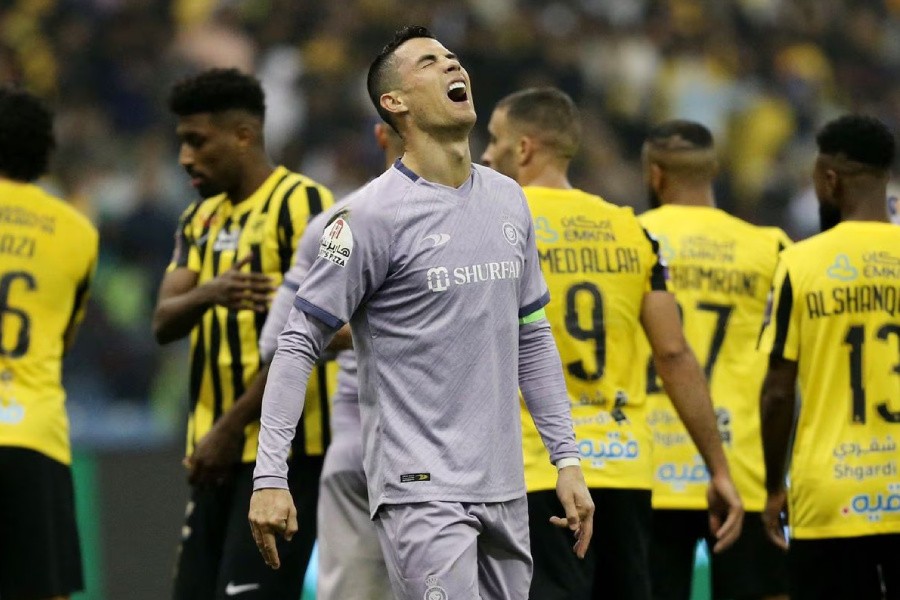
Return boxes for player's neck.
[662,184,716,208]
[401,134,471,188]
[518,160,572,189]
[839,195,892,224]
[230,158,274,204]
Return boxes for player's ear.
[381,92,408,121]
[649,162,664,191]
[517,135,535,166]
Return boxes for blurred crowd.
[1,0,898,439]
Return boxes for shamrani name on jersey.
[805,284,900,319]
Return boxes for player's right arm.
[152,204,275,344]
[250,203,390,569]
[757,257,800,549]
[640,289,744,552]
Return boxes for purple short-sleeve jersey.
[272,161,551,512]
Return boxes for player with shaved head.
[639,120,790,600]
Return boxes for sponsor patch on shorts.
[400,473,431,483]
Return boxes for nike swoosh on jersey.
[225,582,260,596]
[422,233,451,247]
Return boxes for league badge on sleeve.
[319,211,353,267]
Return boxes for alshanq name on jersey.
[805,284,900,319]
[668,265,760,297]
[538,246,641,275]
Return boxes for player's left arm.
[516,191,593,558]
[640,290,744,552]
[518,316,594,559]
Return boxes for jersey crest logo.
[826,254,859,281]
[319,217,353,267]
[422,233,451,247]
[213,228,241,252]
[502,221,518,245]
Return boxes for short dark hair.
[816,115,895,170]
[168,68,265,119]
[497,87,581,159]
[0,87,55,182]
[366,25,435,129]
[646,120,714,150]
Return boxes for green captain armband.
[519,308,546,325]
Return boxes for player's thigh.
[707,511,788,600]
[317,467,391,600]
[589,488,653,600]
[172,478,234,600]
[526,489,592,600]
[0,447,84,600]
[475,496,532,600]
[374,501,480,600]
[650,509,708,600]
[788,536,882,600]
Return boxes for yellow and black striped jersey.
[759,220,900,539]
[0,179,97,465]
[639,205,789,512]
[168,166,336,461]
[522,187,667,492]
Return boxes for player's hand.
[762,488,789,551]
[206,255,275,312]
[706,472,744,553]
[551,465,594,558]
[248,488,298,569]
[184,421,243,487]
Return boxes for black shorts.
[0,446,84,599]
[172,454,323,600]
[528,487,653,600]
[789,533,900,600]
[650,509,788,600]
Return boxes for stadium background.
[1,0,898,597]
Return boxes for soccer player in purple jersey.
[258,122,402,600]
[248,26,594,599]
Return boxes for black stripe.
[64,268,92,338]
[277,182,302,274]
[209,313,225,421]
[226,311,245,401]
[306,186,323,216]
[188,325,205,415]
[260,172,291,214]
[317,362,331,451]
[642,228,669,291]
[771,272,794,359]
[249,240,267,362]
